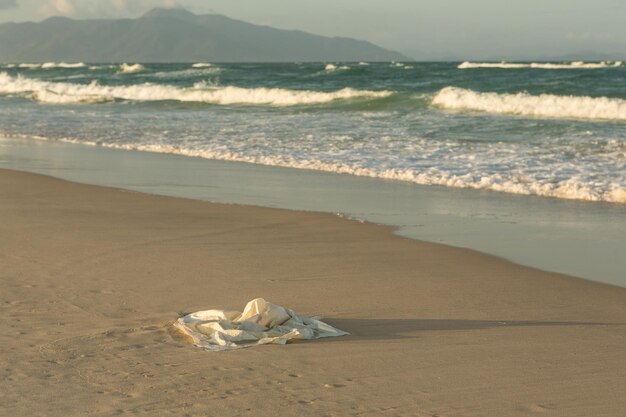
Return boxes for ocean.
[1,61,625,286]
[0,61,624,204]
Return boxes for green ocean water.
[0,61,625,203]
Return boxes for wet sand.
[1,168,625,416]
[2,135,625,287]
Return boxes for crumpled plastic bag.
[173,298,349,351]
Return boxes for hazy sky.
[1,0,625,60]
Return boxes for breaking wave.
[432,87,626,121]
[41,62,87,69]
[325,63,350,72]
[48,136,626,204]
[391,62,414,69]
[458,61,623,69]
[149,67,222,79]
[5,62,87,69]
[17,63,42,69]
[192,63,212,68]
[119,63,145,73]
[88,64,117,70]
[0,72,392,106]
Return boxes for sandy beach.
[1,168,625,416]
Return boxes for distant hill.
[0,8,409,63]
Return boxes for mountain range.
[0,8,409,63]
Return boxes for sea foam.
[325,63,350,72]
[149,67,222,79]
[13,62,87,69]
[432,87,626,121]
[458,61,623,69]
[391,62,414,69]
[119,63,145,73]
[49,136,625,204]
[41,62,87,69]
[0,72,392,106]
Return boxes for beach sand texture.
[1,169,625,417]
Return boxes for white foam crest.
[432,87,626,121]
[119,63,145,73]
[458,61,623,69]
[150,67,222,79]
[18,63,42,69]
[41,62,86,69]
[55,137,626,204]
[0,72,392,106]
[325,64,350,72]
[192,63,212,68]
[89,65,117,70]
[390,62,414,69]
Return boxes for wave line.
[0,72,392,106]
[432,87,626,121]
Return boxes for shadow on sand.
[319,318,623,342]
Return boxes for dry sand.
[1,168,625,417]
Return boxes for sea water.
[0,61,625,284]
[1,61,624,203]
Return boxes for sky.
[0,0,625,60]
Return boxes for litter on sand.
[174,298,349,351]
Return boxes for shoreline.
[1,168,625,416]
[1,136,625,287]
